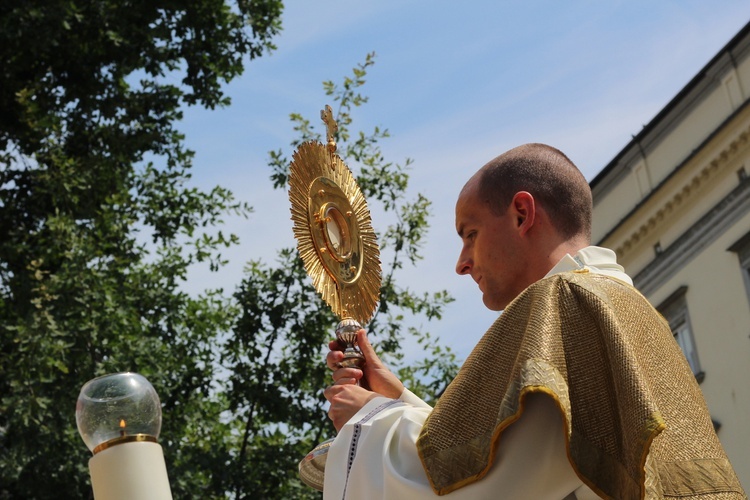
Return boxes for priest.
[323,143,745,499]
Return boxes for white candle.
[89,441,172,500]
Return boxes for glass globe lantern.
[76,372,162,454]
[76,372,172,500]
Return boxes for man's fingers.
[332,366,362,384]
[323,383,341,401]
[334,377,358,386]
[324,383,349,405]
[326,350,345,370]
[356,330,380,365]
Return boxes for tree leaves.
[0,1,281,498]
[0,6,459,495]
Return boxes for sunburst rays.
[288,141,381,325]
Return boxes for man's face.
[454,180,526,311]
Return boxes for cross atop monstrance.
[321,104,338,154]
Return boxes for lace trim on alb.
[342,399,404,499]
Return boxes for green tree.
[0,1,282,498]
[0,4,457,496]
[223,53,459,498]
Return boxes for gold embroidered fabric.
[417,272,745,499]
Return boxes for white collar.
[544,246,633,286]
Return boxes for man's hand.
[326,329,404,398]
[324,384,380,431]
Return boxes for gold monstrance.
[290,106,381,491]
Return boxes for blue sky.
[177,1,750,361]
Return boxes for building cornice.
[634,168,750,296]
[613,123,750,259]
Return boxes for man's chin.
[482,295,505,312]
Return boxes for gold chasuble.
[417,271,745,499]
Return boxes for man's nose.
[456,252,472,275]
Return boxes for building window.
[658,286,705,383]
[737,166,747,182]
[728,230,750,302]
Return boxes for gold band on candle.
[92,434,158,455]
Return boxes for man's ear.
[510,191,536,236]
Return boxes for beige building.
[591,21,750,489]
